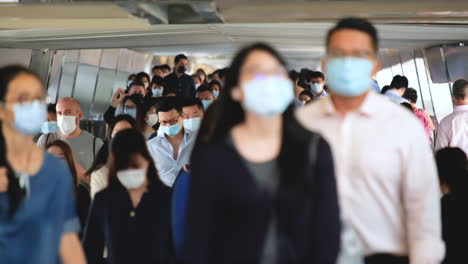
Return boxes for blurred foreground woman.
[183,43,340,264]
[0,65,85,263]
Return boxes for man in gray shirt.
[37,97,103,171]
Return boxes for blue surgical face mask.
[326,57,374,97]
[11,100,47,136]
[310,83,323,93]
[213,90,220,98]
[124,108,137,119]
[201,100,212,110]
[152,88,163,97]
[127,80,133,87]
[241,75,294,117]
[161,122,181,136]
[41,121,58,134]
[177,66,187,74]
[183,117,202,132]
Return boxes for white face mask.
[57,115,77,135]
[146,114,158,126]
[117,168,146,190]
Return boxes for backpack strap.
[93,136,97,161]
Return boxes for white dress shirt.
[384,89,409,104]
[435,104,468,155]
[296,91,444,263]
[147,129,195,187]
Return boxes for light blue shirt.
[147,129,195,187]
[312,89,328,100]
[384,89,409,104]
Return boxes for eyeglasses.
[160,116,180,126]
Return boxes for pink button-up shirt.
[435,104,468,155]
[296,91,444,263]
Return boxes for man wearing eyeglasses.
[296,18,444,264]
[147,98,195,187]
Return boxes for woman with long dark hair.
[121,94,146,132]
[184,43,340,264]
[46,140,91,234]
[0,65,85,263]
[87,114,137,198]
[82,129,173,263]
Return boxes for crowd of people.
[0,17,467,264]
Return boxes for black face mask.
[177,66,187,74]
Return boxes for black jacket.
[163,73,196,97]
[82,181,174,264]
[182,113,341,264]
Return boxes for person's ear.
[371,58,382,78]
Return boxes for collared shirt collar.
[321,91,377,118]
[158,128,192,142]
[454,104,468,112]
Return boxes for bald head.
[56,97,83,123]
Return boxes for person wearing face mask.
[152,65,164,78]
[37,103,58,143]
[150,76,165,98]
[193,75,202,90]
[196,68,207,84]
[161,64,171,78]
[296,18,444,264]
[209,80,222,99]
[309,71,328,100]
[299,90,313,105]
[163,54,196,97]
[182,97,205,133]
[127,74,137,89]
[184,43,340,264]
[37,97,103,173]
[103,80,147,125]
[88,115,137,199]
[147,98,196,187]
[384,75,409,104]
[136,71,151,91]
[0,65,86,264]
[120,94,146,131]
[143,104,159,140]
[82,129,173,264]
[195,85,215,111]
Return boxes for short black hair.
[289,70,299,82]
[208,80,222,91]
[390,75,408,89]
[299,90,313,98]
[151,76,164,87]
[310,71,325,81]
[326,17,378,52]
[196,84,213,94]
[156,97,182,114]
[129,80,145,88]
[182,97,204,112]
[453,79,468,100]
[381,85,390,94]
[175,54,188,65]
[161,64,171,72]
[152,65,161,71]
[400,102,413,112]
[403,87,418,103]
[218,68,228,80]
[47,103,56,114]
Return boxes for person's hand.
[183,165,191,173]
[110,88,128,108]
[0,167,9,192]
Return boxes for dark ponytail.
[0,65,40,217]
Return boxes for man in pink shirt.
[436,79,468,155]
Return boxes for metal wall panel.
[444,45,468,82]
[73,64,99,117]
[79,49,102,66]
[0,48,32,67]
